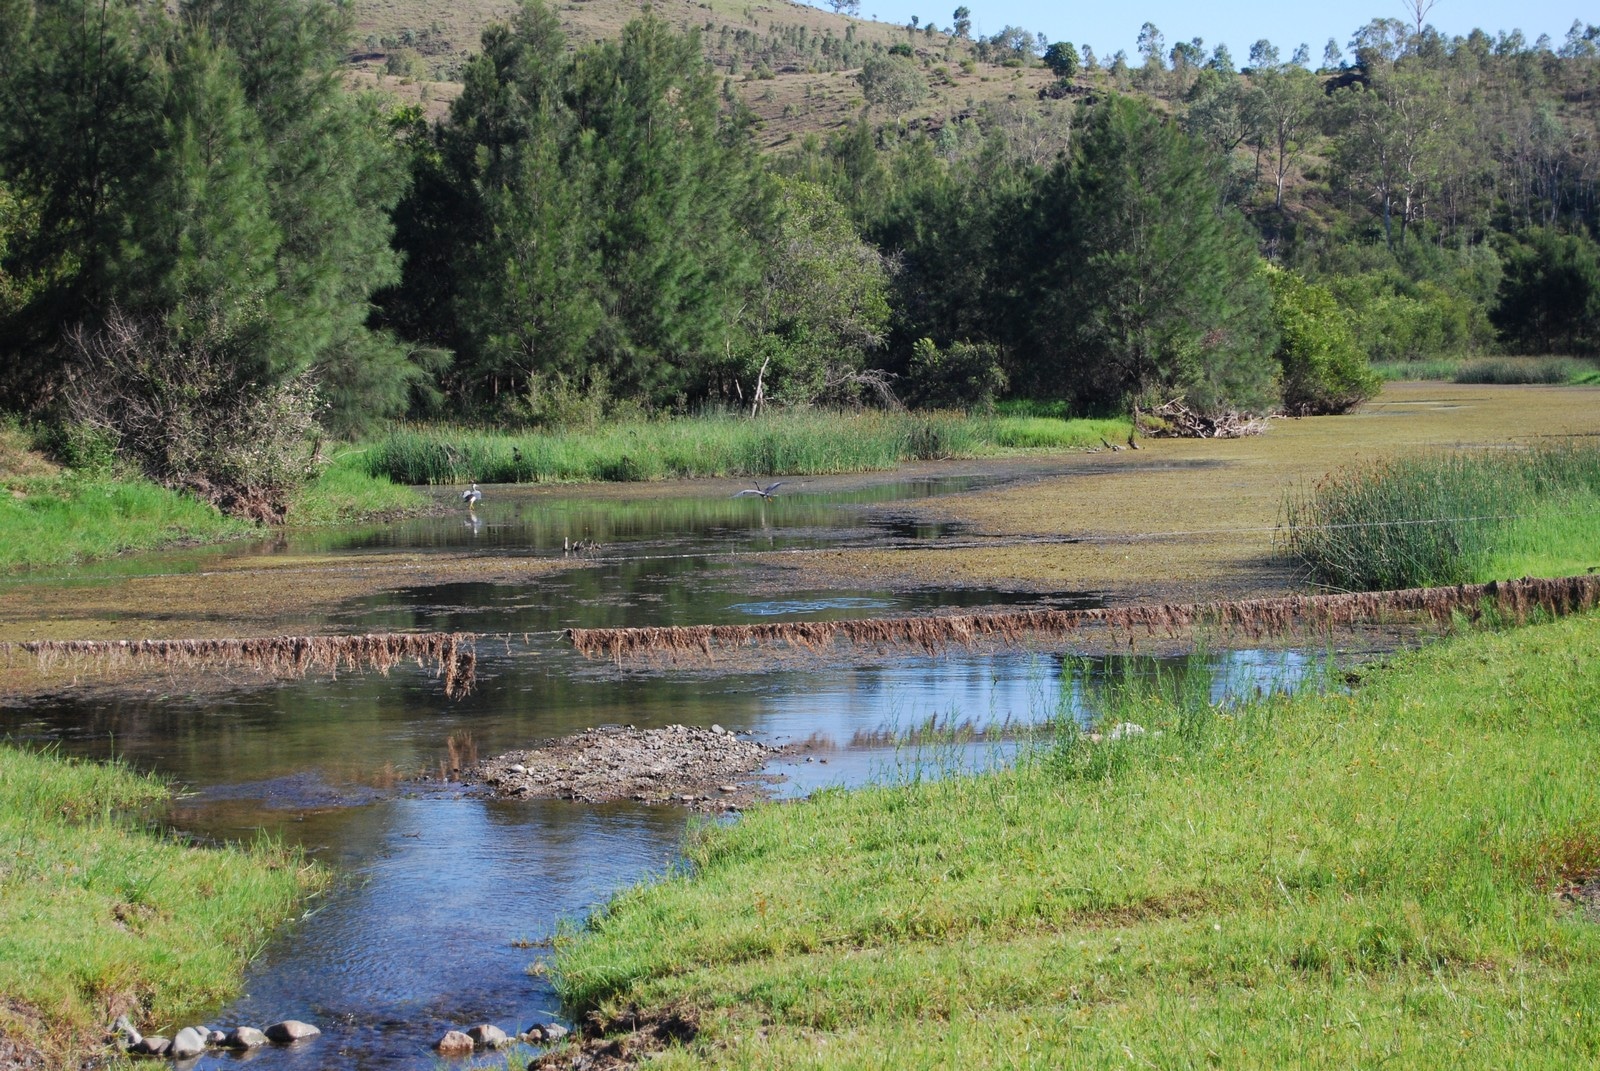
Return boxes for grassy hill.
[344,0,1067,149]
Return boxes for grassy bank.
[1282,440,1600,591]
[363,410,1132,485]
[0,746,315,1064]
[553,614,1600,1069]
[282,448,426,526]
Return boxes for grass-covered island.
[0,748,316,1067]
[551,613,1600,1068]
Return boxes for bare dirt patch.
[531,1004,700,1071]
[465,725,778,811]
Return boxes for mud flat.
[468,724,779,810]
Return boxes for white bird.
[462,482,482,508]
[731,481,783,500]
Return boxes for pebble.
[170,1027,207,1059]
[110,1014,141,1049]
[467,1023,509,1049]
[131,1036,171,1057]
[206,1030,227,1046]
[223,1026,269,1049]
[436,1030,474,1055]
[264,1020,321,1043]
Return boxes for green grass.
[284,447,427,526]
[363,410,1132,485]
[1452,356,1595,385]
[1282,440,1600,591]
[0,746,315,1063]
[1369,357,1463,381]
[0,474,254,572]
[552,613,1600,1069]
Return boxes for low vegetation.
[1282,440,1600,591]
[0,746,314,1065]
[552,613,1600,1068]
[362,411,1132,485]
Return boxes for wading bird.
[462,482,482,508]
[732,481,783,500]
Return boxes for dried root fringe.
[565,575,1600,663]
[3,632,476,698]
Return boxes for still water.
[1,476,1327,1068]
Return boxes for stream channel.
[2,471,1333,1069]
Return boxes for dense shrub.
[1264,267,1380,414]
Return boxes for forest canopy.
[1,0,1597,509]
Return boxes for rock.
[540,1022,569,1041]
[436,1030,474,1055]
[508,763,526,774]
[206,1030,227,1046]
[171,1027,207,1059]
[1106,722,1147,740]
[718,784,737,793]
[222,1026,268,1049]
[466,1023,509,1049]
[131,1036,170,1057]
[264,1020,321,1043]
[711,724,725,734]
[110,1014,142,1049]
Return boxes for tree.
[1248,39,1280,70]
[951,6,970,39]
[1329,64,1447,249]
[859,54,928,110]
[1043,41,1079,79]
[1492,229,1600,354]
[1321,37,1343,70]
[827,0,861,15]
[1017,96,1276,414]
[1137,22,1165,69]
[741,178,891,405]
[1264,266,1380,414]
[1208,43,1235,74]
[1249,65,1320,209]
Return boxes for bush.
[904,338,1007,410]
[1265,267,1380,414]
[64,307,324,522]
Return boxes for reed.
[1282,441,1600,590]
[3,631,477,698]
[362,410,1132,486]
[565,574,1600,663]
[1452,356,1594,384]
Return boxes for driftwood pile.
[2,632,476,698]
[1138,399,1270,439]
[565,574,1600,664]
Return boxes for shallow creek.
[2,474,1334,1069]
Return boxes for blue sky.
[814,2,1593,63]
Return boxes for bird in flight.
[462,482,483,508]
[731,481,783,500]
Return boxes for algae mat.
[773,382,1600,602]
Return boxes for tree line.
[0,0,1596,509]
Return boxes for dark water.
[0,476,1331,1068]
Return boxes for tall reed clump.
[362,411,1132,485]
[0,745,315,1065]
[1452,356,1594,384]
[1282,440,1600,591]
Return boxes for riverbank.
[549,611,1600,1068]
[0,746,316,1068]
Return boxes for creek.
[1,472,1331,1069]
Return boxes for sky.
[806,1,1593,64]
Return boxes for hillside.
[345,0,1065,147]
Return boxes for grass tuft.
[1282,440,1600,591]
